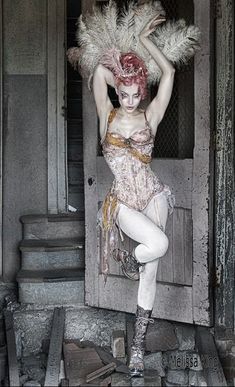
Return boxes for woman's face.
[116,83,141,113]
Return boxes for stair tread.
[17,269,85,283]
[20,238,84,252]
[20,212,85,224]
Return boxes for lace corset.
[102,110,165,210]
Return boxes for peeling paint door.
[84,0,213,326]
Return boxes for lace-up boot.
[113,249,144,281]
[129,305,153,377]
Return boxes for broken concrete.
[174,323,195,351]
[166,369,189,385]
[13,306,126,357]
[111,372,131,386]
[145,320,179,352]
[144,352,165,377]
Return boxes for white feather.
[71,1,201,84]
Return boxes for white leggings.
[116,193,169,310]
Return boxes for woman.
[93,14,175,377]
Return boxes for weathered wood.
[192,0,213,326]
[44,307,65,387]
[196,327,227,386]
[173,208,186,284]
[86,362,116,383]
[157,212,174,283]
[99,277,193,323]
[64,339,129,374]
[83,0,100,308]
[0,0,3,276]
[63,342,104,386]
[214,0,234,330]
[47,0,67,213]
[4,310,20,387]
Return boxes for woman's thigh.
[116,203,166,246]
[142,193,168,232]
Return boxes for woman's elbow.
[163,66,175,78]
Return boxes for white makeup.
[117,84,141,114]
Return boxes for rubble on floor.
[0,305,229,386]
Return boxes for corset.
[102,124,165,210]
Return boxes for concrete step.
[20,213,85,240]
[17,269,84,305]
[20,238,85,270]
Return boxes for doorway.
[66,0,84,213]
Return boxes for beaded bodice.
[102,109,165,210]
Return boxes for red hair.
[115,52,148,100]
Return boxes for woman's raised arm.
[93,64,114,119]
[140,15,175,135]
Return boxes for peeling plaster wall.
[2,0,48,281]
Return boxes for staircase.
[17,213,85,306]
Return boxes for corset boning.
[103,149,165,211]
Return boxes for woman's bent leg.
[117,202,169,264]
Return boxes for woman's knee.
[149,232,169,258]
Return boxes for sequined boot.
[129,305,153,377]
[113,249,144,281]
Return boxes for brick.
[144,352,165,377]
[145,320,178,352]
[166,350,203,371]
[143,369,161,386]
[130,370,161,386]
[166,369,189,385]
[175,324,195,351]
[112,330,126,359]
[23,381,41,387]
[188,370,207,386]
[111,372,131,386]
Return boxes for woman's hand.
[139,14,166,39]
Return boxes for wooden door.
[84,0,213,326]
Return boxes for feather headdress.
[67,0,201,85]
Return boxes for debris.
[196,327,227,386]
[67,340,129,374]
[144,352,165,377]
[111,372,131,386]
[4,310,20,387]
[63,342,103,386]
[4,294,20,312]
[85,362,116,383]
[44,307,65,387]
[23,380,41,387]
[111,330,125,359]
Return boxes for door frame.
[84,0,213,326]
[47,0,68,214]
[192,0,214,325]
[0,0,3,276]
